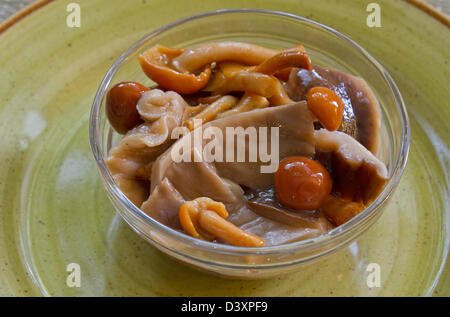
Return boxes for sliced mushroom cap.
[287,65,381,154]
[140,178,185,229]
[314,129,388,205]
[151,101,315,191]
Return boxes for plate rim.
[1,0,449,37]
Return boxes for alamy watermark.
[66,3,81,28]
[170,119,280,173]
[366,262,381,288]
[366,3,381,28]
[66,263,81,288]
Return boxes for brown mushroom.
[171,41,279,73]
[286,66,381,154]
[314,129,388,205]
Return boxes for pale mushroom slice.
[151,101,315,191]
[106,89,188,206]
[286,65,381,154]
[140,178,186,229]
[314,129,388,205]
[137,89,186,123]
[141,155,246,230]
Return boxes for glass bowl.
[89,9,410,278]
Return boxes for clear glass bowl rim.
[89,8,410,256]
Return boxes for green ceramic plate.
[0,0,448,296]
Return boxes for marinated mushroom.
[105,41,388,247]
[106,81,148,134]
[105,89,188,206]
[314,129,388,204]
[171,41,279,73]
[286,65,381,154]
[139,45,211,94]
[179,197,265,247]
